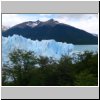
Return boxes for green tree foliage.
[2,49,38,86]
[73,51,98,86]
[2,49,98,86]
[74,70,98,86]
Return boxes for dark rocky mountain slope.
[2,19,98,44]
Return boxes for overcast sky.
[2,14,99,34]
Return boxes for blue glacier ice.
[2,35,74,63]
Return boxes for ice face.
[2,35,74,63]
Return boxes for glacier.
[2,35,74,63]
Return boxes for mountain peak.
[36,20,41,24]
[2,19,98,44]
[47,19,58,23]
[43,19,59,26]
[48,19,55,22]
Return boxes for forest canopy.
[2,49,98,86]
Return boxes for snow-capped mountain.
[2,19,98,44]
[2,35,74,63]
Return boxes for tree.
[3,49,38,86]
[73,51,98,86]
[2,50,98,86]
[74,70,98,86]
[56,55,74,86]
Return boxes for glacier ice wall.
[2,35,74,63]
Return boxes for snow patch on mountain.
[26,21,41,28]
[2,35,74,63]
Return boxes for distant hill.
[2,19,98,44]
[2,25,10,32]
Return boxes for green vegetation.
[2,49,98,86]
